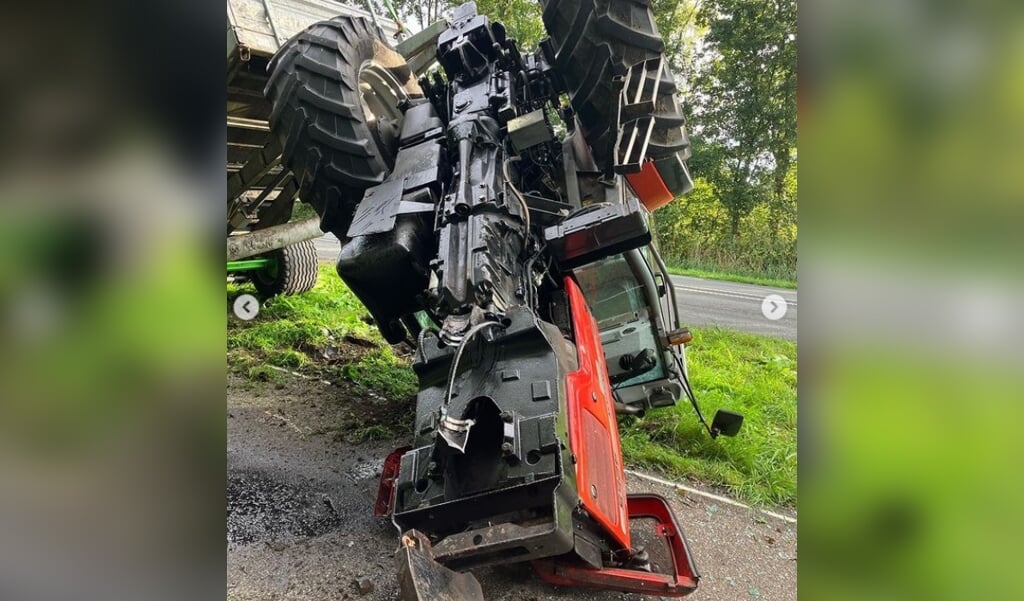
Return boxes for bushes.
[653,166,797,282]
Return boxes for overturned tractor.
[263,2,742,598]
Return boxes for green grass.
[666,265,797,289]
[228,263,416,401]
[619,327,797,507]
[246,363,286,384]
[665,262,797,289]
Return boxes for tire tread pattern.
[254,239,319,297]
[264,16,418,237]
[540,0,694,195]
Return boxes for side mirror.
[710,410,743,438]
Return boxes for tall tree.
[377,0,542,48]
[691,0,797,236]
[475,0,545,49]
[377,0,452,32]
[650,0,705,77]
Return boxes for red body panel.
[532,494,700,597]
[564,276,631,550]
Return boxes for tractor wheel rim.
[358,61,409,148]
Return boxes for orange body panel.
[564,276,631,550]
[625,159,674,211]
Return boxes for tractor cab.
[575,246,688,413]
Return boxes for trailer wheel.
[252,239,319,298]
[264,16,422,238]
[540,0,693,195]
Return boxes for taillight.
[373,446,412,517]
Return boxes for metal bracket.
[395,530,485,601]
[397,19,449,76]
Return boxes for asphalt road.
[313,234,797,341]
[670,275,797,341]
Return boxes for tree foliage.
[379,0,542,49]
[690,0,797,236]
[649,0,704,76]
[377,0,450,32]
[474,0,545,50]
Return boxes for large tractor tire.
[540,0,694,195]
[264,16,422,238]
[252,239,319,297]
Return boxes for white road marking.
[672,284,798,307]
[625,469,797,524]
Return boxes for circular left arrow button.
[233,293,260,321]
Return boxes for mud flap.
[395,530,485,601]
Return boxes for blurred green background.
[801,0,1024,598]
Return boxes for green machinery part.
[227,257,275,274]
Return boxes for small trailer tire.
[252,239,319,297]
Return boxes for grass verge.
[663,255,798,288]
[619,327,797,507]
[228,264,417,437]
[663,266,798,288]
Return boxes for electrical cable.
[501,157,532,232]
[671,350,718,438]
[440,320,503,416]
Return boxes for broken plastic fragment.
[438,416,476,453]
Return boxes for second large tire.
[540,0,693,195]
[264,16,422,238]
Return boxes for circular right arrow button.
[761,294,789,321]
